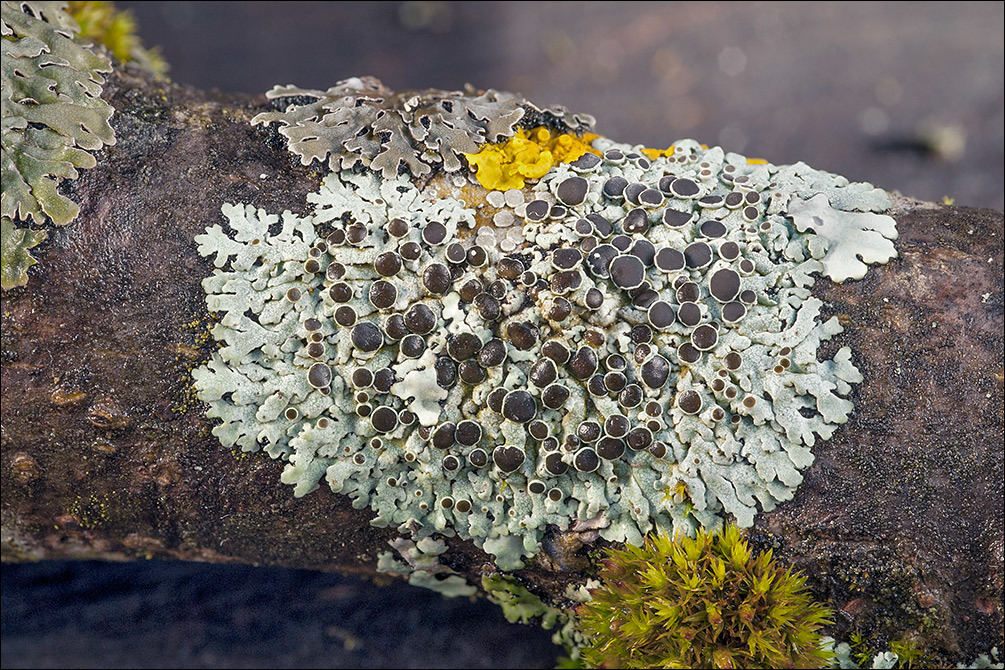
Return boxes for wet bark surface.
[1,65,1002,666]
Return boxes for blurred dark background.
[3,2,1003,668]
[119,1,1004,208]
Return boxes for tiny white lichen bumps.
[193,125,897,569]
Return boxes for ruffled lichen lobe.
[251,76,594,180]
[0,217,46,289]
[1,0,115,225]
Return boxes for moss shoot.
[577,524,834,669]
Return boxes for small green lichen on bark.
[0,216,46,289]
[1,0,115,228]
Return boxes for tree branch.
[1,65,1002,662]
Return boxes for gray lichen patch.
[193,135,898,569]
[1,0,115,227]
[251,76,595,179]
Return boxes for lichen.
[196,92,898,570]
[1,0,115,227]
[789,192,898,282]
[376,534,477,598]
[465,127,600,191]
[251,76,595,179]
[1,216,46,290]
[481,573,590,663]
[829,640,1004,670]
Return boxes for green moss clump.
[577,524,834,669]
[67,1,167,75]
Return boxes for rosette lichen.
[194,117,898,569]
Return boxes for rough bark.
[2,65,1002,663]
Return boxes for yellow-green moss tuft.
[68,0,167,74]
[577,524,834,669]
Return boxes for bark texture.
[2,66,1002,663]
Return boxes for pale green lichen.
[194,118,898,569]
[0,216,46,289]
[1,0,115,227]
[481,573,589,662]
[960,648,1004,670]
[829,640,1003,670]
[788,193,898,282]
[376,534,478,598]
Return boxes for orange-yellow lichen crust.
[465,127,601,191]
[640,144,773,164]
[640,146,675,160]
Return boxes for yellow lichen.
[465,127,600,191]
[68,492,111,530]
[640,146,674,160]
[642,147,768,164]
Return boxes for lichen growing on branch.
[252,76,595,179]
[1,0,116,290]
[193,122,898,569]
[1,0,115,226]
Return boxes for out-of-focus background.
[111,2,1005,208]
[2,2,1002,668]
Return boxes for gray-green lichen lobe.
[0,0,127,291]
[1,0,114,225]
